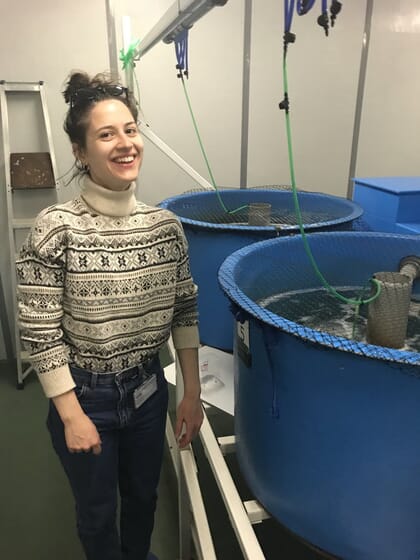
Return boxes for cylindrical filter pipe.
[367,271,412,349]
[248,202,272,226]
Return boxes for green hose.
[282,56,381,308]
[180,75,248,215]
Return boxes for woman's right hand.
[52,389,102,454]
[63,413,102,455]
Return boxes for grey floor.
[0,359,330,560]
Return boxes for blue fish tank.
[159,188,364,351]
[218,231,420,560]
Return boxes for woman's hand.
[63,413,102,455]
[175,394,203,448]
[52,389,102,454]
[175,347,203,448]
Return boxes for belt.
[70,355,160,387]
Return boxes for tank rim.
[158,189,363,232]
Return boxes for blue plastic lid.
[353,177,420,194]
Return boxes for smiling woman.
[63,72,143,190]
[76,99,144,191]
[15,71,203,560]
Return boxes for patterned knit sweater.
[16,176,199,398]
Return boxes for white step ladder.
[0,80,60,388]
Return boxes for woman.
[16,71,203,560]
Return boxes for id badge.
[133,374,157,409]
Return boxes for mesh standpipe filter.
[367,271,412,349]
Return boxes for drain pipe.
[399,255,420,283]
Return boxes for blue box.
[353,177,420,234]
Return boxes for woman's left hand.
[175,394,203,448]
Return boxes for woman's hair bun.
[63,71,92,104]
[62,70,138,149]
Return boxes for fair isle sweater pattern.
[17,193,199,396]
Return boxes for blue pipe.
[296,0,317,15]
[286,0,331,31]
[284,0,295,32]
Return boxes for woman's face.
[78,99,144,191]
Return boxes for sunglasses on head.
[70,85,129,110]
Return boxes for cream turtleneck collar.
[80,175,137,217]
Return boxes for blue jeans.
[47,356,168,560]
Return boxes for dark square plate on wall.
[10,152,55,188]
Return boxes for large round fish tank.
[159,188,363,351]
[218,232,420,560]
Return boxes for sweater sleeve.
[16,208,75,398]
[170,219,200,350]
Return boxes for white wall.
[247,0,367,194]
[0,0,111,184]
[1,0,420,360]
[356,1,420,177]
